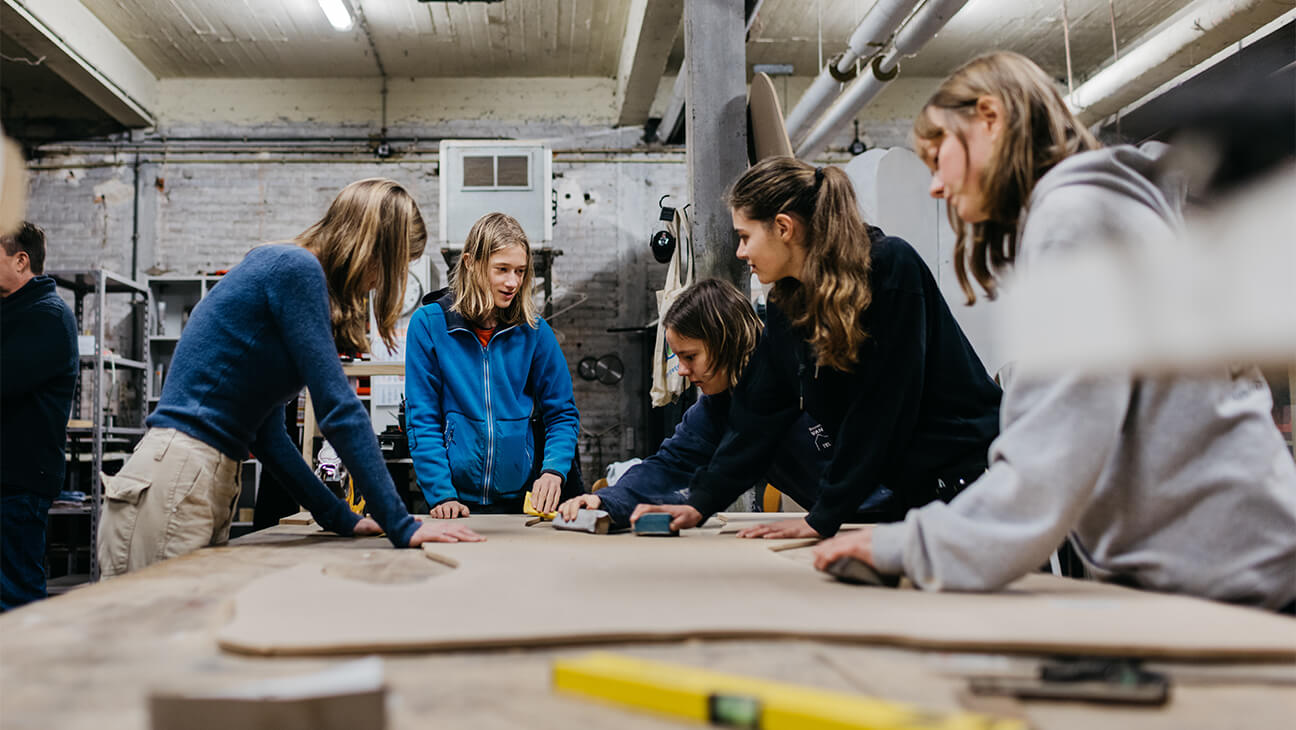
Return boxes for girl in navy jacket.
[406,213,580,518]
[557,279,902,529]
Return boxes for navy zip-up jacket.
[686,232,1002,537]
[405,288,580,508]
[1,275,78,498]
[597,392,899,529]
[148,245,417,547]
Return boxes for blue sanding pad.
[633,512,679,536]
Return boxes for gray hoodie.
[871,145,1296,611]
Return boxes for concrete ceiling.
[78,0,636,78]
[79,0,1199,81]
[4,0,1289,146]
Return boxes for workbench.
[1,518,1292,730]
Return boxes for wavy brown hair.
[453,212,538,329]
[663,279,762,389]
[914,51,1100,304]
[728,157,873,372]
[297,178,426,354]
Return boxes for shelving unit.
[48,269,151,582]
[145,274,223,406]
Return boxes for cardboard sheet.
[218,515,1296,659]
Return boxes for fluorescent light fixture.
[318,0,353,31]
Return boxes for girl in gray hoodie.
[812,51,1296,612]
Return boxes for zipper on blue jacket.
[444,317,518,506]
[481,341,493,505]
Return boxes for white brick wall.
[28,136,689,483]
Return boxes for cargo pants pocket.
[97,472,153,578]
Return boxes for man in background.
[1,222,78,610]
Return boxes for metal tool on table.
[968,657,1171,706]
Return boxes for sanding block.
[552,509,611,534]
[633,513,678,536]
[825,557,901,588]
[522,491,557,521]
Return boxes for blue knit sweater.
[147,245,417,547]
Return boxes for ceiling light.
[318,0,354,31]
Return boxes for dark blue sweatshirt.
[1,276,78,498]
[147,245,417,547]
[597,392,897,528]
[687,233,1002,537]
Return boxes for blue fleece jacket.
[597,392,897,528]
[147,245,417,547]
[405,289,580,508]
[1,275,78,498]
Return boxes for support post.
[683,0,749,293]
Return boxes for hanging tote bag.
[650,206,694,407]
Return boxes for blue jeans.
[1,492,52,611]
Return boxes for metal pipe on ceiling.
[782,0,917,147]
[794,0,970,160]
[1065,0,1280,124]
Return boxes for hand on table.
[557,493,602,522]
[737,517,820,540]
[630,503,703,531]
[530,473,563,514]
[429,500,471,519]
[811,526,875,571]
[352,517,383,536]
[407,520,485,546]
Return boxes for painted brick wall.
[27,140,688,483]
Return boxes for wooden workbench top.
[1,519,1292,730]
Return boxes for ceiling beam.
[651,0,763,144]
[614,0,685,127]
[1,0,157,128]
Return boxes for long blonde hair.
[296,178,426,353]
[452,212,538,328]
[727,157,872,372]
[914,51,1100,304]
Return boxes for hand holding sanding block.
[633,512,678,536]
[825,557,901,588]
[552,509,611,534]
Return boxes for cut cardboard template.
[218,515,1296,659]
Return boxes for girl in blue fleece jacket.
[557,279,902,529]
[99,179,482,577]
[406,213,580,518]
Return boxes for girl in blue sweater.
[406,213,580,518]
[556,279,889,529]
[98,179,483,577]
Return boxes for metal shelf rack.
[49,269,151,582]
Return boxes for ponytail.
[727,157,873,372]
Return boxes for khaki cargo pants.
[97,428,242,578]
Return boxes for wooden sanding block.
[633,513,678,536]
[552,509,611,534]
[278,511,315,526]
[150,657,386,730]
